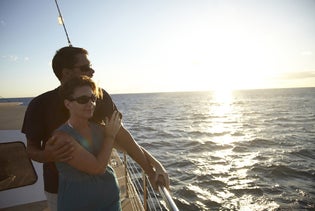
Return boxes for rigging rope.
[54,0,72,46]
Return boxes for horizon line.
[1,86,315,99]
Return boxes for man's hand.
[147,167,170,191]
[45,134,74,162]
[154,167,170,190]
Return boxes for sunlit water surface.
[113,88,315,211]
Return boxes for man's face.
[69,53,94,78]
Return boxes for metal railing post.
[123,152,129,198]
[142,171,148,211]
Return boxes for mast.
[54,0,72,46]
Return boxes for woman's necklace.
[67,120,74,128]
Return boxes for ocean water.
[112,88,315,211]
[2,87,315,210]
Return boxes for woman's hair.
[52,46,88,81]
[59,75,102,100]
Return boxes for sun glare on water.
[213,88,233,104]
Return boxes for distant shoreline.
[0,103,26,130]
[0,102,24,106]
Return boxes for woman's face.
[66,85,96,119]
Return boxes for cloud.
[300,51,313,56]
[2,55,30,62]
[11,55,18,61]
[275,71,315,80]
[2,55,18,61]
[0,20,6,27]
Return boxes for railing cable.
[124,153,178,211]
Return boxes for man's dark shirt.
[21,87,117,193]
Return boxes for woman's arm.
[55,111,121,175]
[54,131,115,175]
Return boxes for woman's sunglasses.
[69,94,97,104]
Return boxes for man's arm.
[142,147,170,189]
[115,126,155,175]
[23,92,74,163]
[26,136,74,163]
[115,126,169,189]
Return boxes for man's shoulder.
[100,88,111,97]
[99,88,114,102]
[29,88,60,106]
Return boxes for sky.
[1,0,315,98]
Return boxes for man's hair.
[60,75,101,100]
[52,46,88,81]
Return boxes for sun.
[213,87,233,104]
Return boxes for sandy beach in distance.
[0,102,26,130]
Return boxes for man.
[22,46,169,211]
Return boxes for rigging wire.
[54,0,72,46]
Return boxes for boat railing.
[158,185,179,211]
[121,152,179,211]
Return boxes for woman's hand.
[103,111,122,139]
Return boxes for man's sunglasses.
[69,94,97,104]
[73,64,93,72]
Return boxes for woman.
[53,75,122,210]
